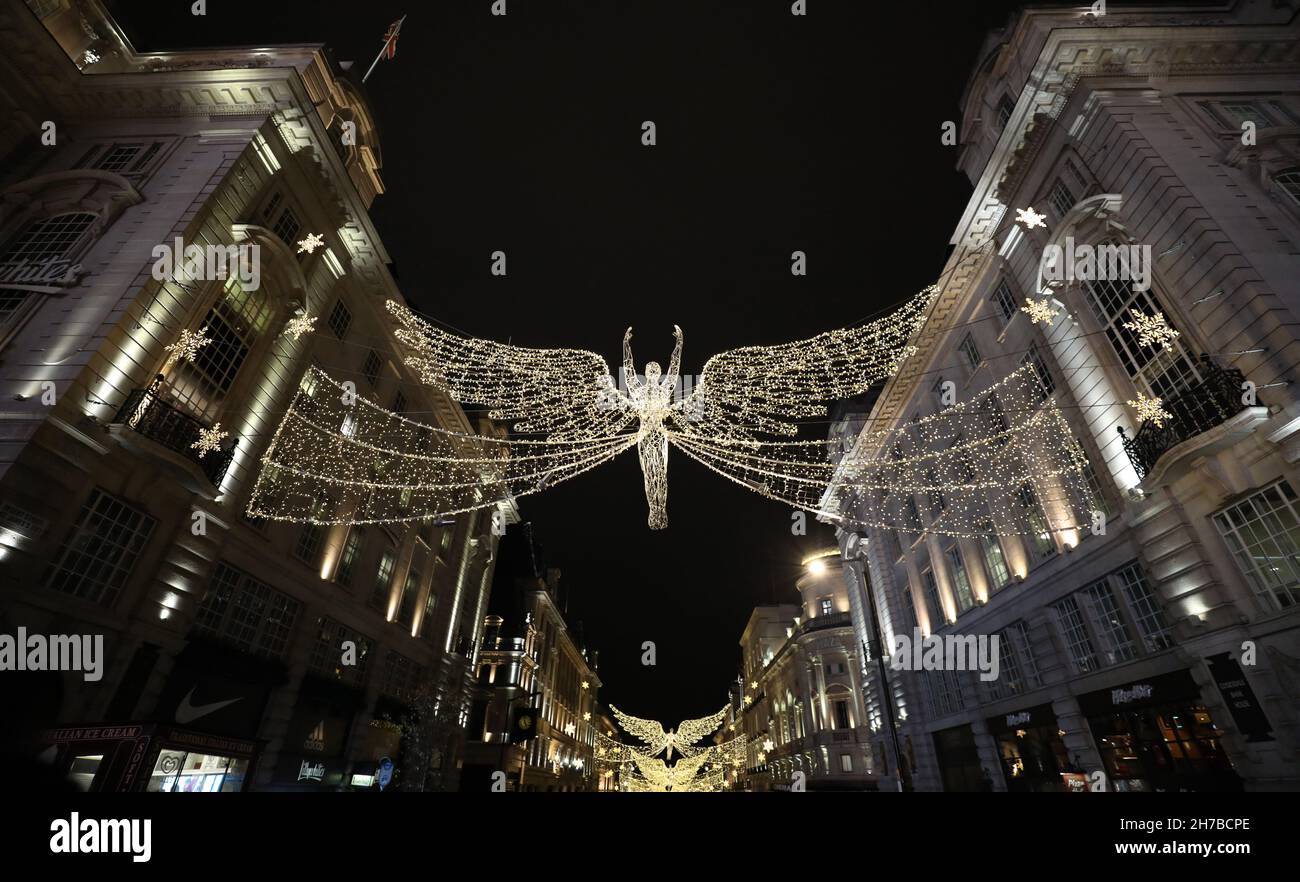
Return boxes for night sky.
[110,0,1036,724]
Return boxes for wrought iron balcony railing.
[1116,355,1257,481]
[113,381,236,486]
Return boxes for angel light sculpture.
[248,284,1097,538]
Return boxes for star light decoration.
[1122,309,1180,351]
[1126,393,1174,428]
[296,233,325,254]
[281,313,318,341]
[1015,206,1047,229]
[191,422,229,458]
[1021,296,1059,326]
[163,326,213,368]
[248,283,1097,539]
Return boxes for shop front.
[932,724,991,792]
[1078,669,1243,792]
[987,703,1075,792]
[40,639,279,791]
[44,723,261,792]
[268,674,363,791]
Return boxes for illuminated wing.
[670,285,937,438]
[669,706,728,757]
[666,364,1098,538]
[610,705,671,755]
[248,366,638,525]
[387,300,635,440]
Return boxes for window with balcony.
[1213,480,1300,611]
[819,596,833,617]
[1085,259,1200,400]
[164,276,272,422]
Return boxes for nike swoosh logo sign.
[175,687,242,725]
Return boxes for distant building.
[736,550,877,791]
[462,525,602,792]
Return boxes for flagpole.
[362,14,406,84]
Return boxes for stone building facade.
[829,2,1300,792]
[0,0,511,791]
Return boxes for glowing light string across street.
[248,283,1096,537]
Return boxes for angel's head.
[644,361,662,384]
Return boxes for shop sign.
[1077,669,1200,717]
[1110,684,1154,706]
[1205,653,1274,742]
[0,256,85,294]
[986,703,1055,735]
[297,760,327,783]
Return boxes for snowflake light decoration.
[1123,309,1180,351]
[296,233,325,254]
[191,422,229,458]
[281,313,318,341]
[163,326,213,368]
[1127,393,1173,428]
[1021,296,1059,326]
[1015,206,1047,229]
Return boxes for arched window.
[1276,167,1300,208]
[0,211,96,332]
[1083,241,1202,399]
[164,275,274,421]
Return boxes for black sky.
[110,0,1041,723]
